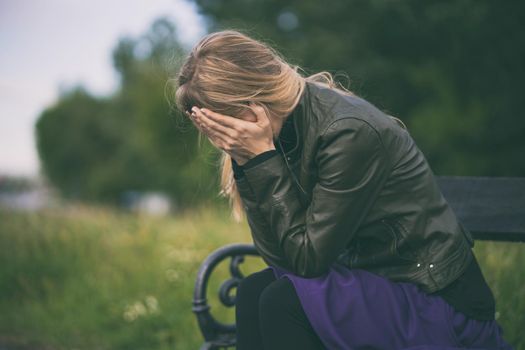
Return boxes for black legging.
[235,267,326,350]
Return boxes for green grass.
[0,205,523,349]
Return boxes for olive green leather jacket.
[234,81,474,293]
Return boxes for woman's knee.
[258,277,297,317]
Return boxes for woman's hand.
[186,103,276,165]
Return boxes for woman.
[174,30,513,349]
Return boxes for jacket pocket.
[382,218,419,263]
[338,220,401,269]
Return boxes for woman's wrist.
[242,149,279,169]
[231,149,280,180]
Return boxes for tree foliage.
[193,0,525,176]
[36,18,220,208]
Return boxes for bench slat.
[436,176,525,242]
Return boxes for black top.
[231,113,496,321]
[430,252,496,321]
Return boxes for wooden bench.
[192,176,525,349]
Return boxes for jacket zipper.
[277,137,308,196]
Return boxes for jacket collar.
[279,81,309,157]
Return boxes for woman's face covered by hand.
[185,103,277,165]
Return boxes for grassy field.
[0,205,523,349]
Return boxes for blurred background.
[1,0,524,349]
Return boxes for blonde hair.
[172,29,404,222]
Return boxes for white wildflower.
[165,268,180,282]
[145,295,159,314]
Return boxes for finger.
[190,108,239,153]
[248,102,271,125]
[200,108,246,130]
[206,134,223,149]
[208,133,231,152]
[192,108,235,144]
[191,109,216,136]
[189,111,206,133]
[186,110,200,129]
[205,126,230,145]
[194,108,237,139]
[192,110,232,147]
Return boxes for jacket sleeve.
[231,149,279,180]
[240,117,392,277]
[232,150,293,269]
[234,174,293,270]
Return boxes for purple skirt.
[268,263,514,350]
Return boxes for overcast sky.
[0,0,207,177]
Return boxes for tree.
[36,18,221,209]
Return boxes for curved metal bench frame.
[192,243,260,350]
